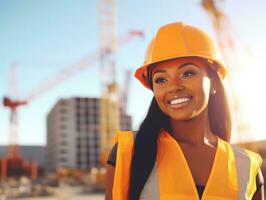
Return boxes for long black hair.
[128,63,232,200]
[128,97,170,200]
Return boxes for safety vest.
[112,130,262,200]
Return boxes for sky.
[1,0,266,146]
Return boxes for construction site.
[1,0,266,199]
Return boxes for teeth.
[170,97,190,105]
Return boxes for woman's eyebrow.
[153,62,198,75]
[178,62,198,69]
[153,69,166,76]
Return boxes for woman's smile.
[167,95,193,109]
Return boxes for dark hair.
[128,62,232,200]
[128,97,170,200]
[206,65,232,141]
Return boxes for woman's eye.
[182,70,196,77]
[154,77,167,84]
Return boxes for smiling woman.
[105,22,264,200]
[151,58,214,122]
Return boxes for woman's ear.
[210,78,217,95]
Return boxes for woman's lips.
[167,96,193,108]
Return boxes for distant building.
[46,97,132,173]
[0,145,45,168]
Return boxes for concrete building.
[46,97,132,173]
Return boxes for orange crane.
[1,30,143,178]
[1,64,36,179]
[82,0,144,190]
[201,0,251,142]
[98,0,145,166]
[201,0,236,65]
[3,64,27,159]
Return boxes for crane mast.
[98,0,120,163]
[3,64,28,159]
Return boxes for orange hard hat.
[134,22,227,90]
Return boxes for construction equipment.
[2,31,142,179]
[201,0,236,66]
[89,0,143,191]
[1,65,36,179]
[201,0,251,142]
[99,0,119,168]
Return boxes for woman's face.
[151,57,215,121]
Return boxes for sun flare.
[230,56,266,142]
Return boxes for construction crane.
[1,64,37,179]
[83,0,139,190]
[2,30,143,178]
[201,0,251,142]
[3,64,27,159]
[98,0,142,166]
[98,0,118,165]
[201,0,235,65]
[120,69,132,114]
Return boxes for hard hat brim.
[135,55,227,90]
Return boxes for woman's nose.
[168,82,185,94]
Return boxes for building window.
[60,157,67,163]
[94,137,98,146]
[60,141,68,146]
[60,124,67,130]
[94,113,98,124]
[93,98,98,106]
[61,116,67,122]
[76,103,80,112]
[61,132,67,138]
[60,108,67,114]
[60,149,68,154]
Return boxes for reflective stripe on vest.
[232,145,262,199]
[113,130,262,200]
[232,146,251,199]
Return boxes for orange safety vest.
[112,130,262,200]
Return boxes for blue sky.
[1,0,266,145]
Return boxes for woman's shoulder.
[107,143,118,167]
[106,130,138,167]
[114,130,138,143]
[217,137,262,169]
[217,137,264,192]
[231,143,262,166]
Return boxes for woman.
[105,22,264,200]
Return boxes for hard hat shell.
[134,22,227,90]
